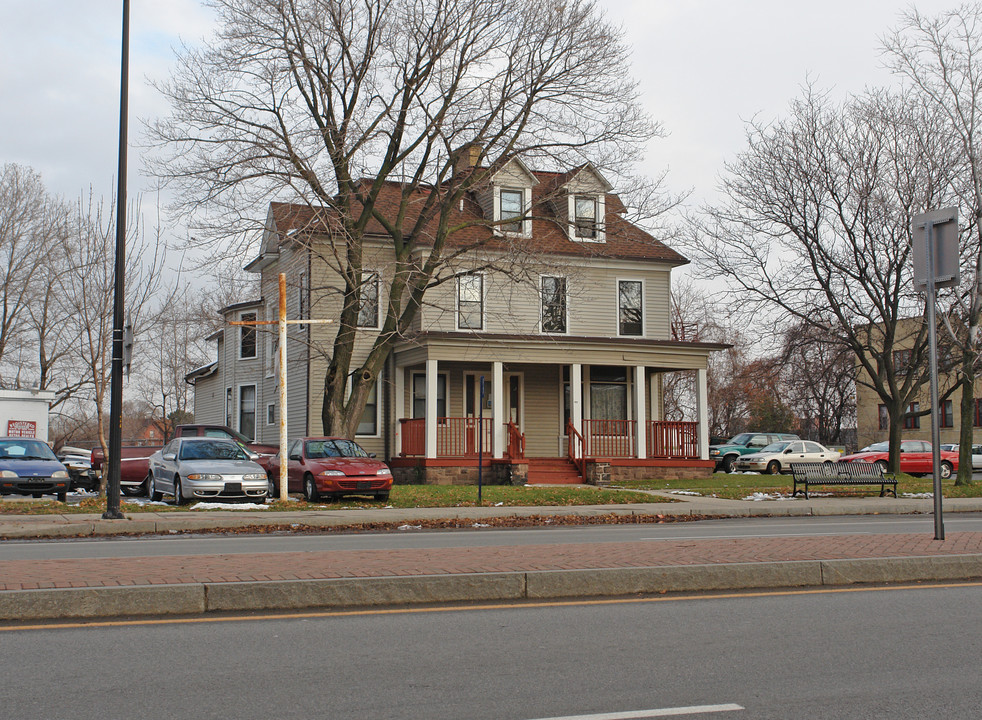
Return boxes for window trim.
[941,399,953,428]
[238,383,257,441]
[902,401,920,430]
[356,269,382,330]
[238,311,258,360]
[567,193,606,242]
[540,274,568,335]
[456,272,485,331]
[494,186,531,237]
[348,373,382,438]
[266,403,276,427]
[411,371,449,420]
[616,278,645,337]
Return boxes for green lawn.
[610,472,982,499]
[0,484,670,514]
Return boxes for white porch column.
[394,364,405,456]
[571,363,583,458]
[696,367,709,460]
[425,358,438,459]
[635,365,646,459]
[492,361,504,458]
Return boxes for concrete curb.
[3,554,981,622]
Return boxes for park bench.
[790,461,897,500]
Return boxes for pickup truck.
[90,425,278,495]
[709,432,800,473]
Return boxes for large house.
[187,158,723,484]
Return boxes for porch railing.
[399,417,493,458]
[646,420,699,459]
[565,420,586,479]
[582,419,636,458]
[506,421,525,460]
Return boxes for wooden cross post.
[229,273,331,501]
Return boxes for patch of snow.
[902,492,934,499]
[190,502,270,510]
[744,492,786,501]
[398,524,422,531]
[668,490,702,496]
[494,502,504,506]
[123,497,171,507]
[472,522,490,528]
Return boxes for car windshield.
[861,442,889,453]
[728,433,752,445]
[759,442,790,453]
[0,439,58,460]
[305,439,370,459]
[179,440,249,461]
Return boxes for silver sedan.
[147,437,268,504]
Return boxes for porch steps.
[526,457,583,485]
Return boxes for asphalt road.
[2,583,979,719]
[2,513,982,561]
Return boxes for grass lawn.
[0,484,670,514]
[610,472,982,500]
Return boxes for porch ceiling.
[392,331,722,370]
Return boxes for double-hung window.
[412,373,447,419]
[618,280,643,336]
[239,385,256,441]
[499,189,524,234]
[574,196,597,239]
[349,372,379,436]
[903,402,920,430]
[357,271,380,328]
[541,276,567,334]
[457,273,484,330]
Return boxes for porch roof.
[392,331,726,370]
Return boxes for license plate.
[225,482,242,493]
[357,481,371,490]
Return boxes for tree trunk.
[957,350,976,486]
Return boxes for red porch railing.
[565,420,585,479]
[646,420,699,459]
[506,421,525,459]
[582,419,636,458]
[399,417,493,458]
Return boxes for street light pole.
[104,0,129,520]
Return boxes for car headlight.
[187,473,223,481]
[709,449,720,456]
[319,469,345,477]
[0,470,18,478]
[377,467,391,476]
[51,470,69,479]
[243,473,266,481]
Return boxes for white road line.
[525,704,744,719]
[640,532,874,540]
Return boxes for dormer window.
[499,188,525,234]
[574,196,598,239]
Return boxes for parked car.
[267,437,392,502]
[0,437,71,502]
[838,440,959,479]
[709,432,800,472]
[147,437,269,504]
[734,440,841,474]
[938,443,982,470]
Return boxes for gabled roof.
[248,168,687,267]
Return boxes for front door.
[464,372,524,453]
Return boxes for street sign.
[913,207,959,292]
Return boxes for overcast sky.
[0,0,961,251]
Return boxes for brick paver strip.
[1,532,981,591]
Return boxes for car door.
[972,445,982,470]
[287,439,304,491]
[801,441,831,462]
[157,439,181,493]
[783,441,808,463]
[900,440,930,473]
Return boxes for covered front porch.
[387,333,719,485]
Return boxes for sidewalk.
[2,494,982,622]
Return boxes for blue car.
[0,437,71,502]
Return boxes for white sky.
[0,0,960,247]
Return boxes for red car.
[267,437,392,502]
[838,440,958,478]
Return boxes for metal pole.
[925,221,945,540]
[278,273,288,501]
[104,0,129,520]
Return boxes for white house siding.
[190,371,224,425]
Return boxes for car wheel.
[173,476,188,505]
[766,460,781,475]
[375,491,390,503]
[267,476,277,501]
[56,490,67,503]
[875,460,889,474]
[303,473,319,502]
[32,492,42,499]
[148,473,163,502]
[723,455,738,473]
[940,461,953,480]
[121,486,141,496]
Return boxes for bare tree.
[149,0,677,436]
[58,192,164,493]
[882,5,982,485]
[685,87,956,472]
